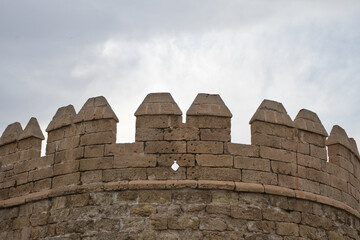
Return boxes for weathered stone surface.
[0,122,23,146]
[294,109,328,136]
[46,105,76,132]
[135,93,182,116]
[187,93,232,117]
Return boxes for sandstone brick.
[276,222,299,236]
[157,154,195,167]
[103,168,146,181]
[320,184,342,202]
[173,189,211,204]
[242,170,277,185]
[136,115,182,128]
[147,167,186,180]
[136,128,164,141]
[234,156,270,171]
[0,188,9,200]
[200,128,230,141]
[262,208,301,223]
[84,145,104,157]
[130,205,156,217]
[310,144,327,160]
[66,193,89,207]
[298,166,330,185]
[150,216,167,230]
[52,172,80,188]
[30,212,48,226]
[79,156,113,171]
[58,136,80,151]
[168,215,199,230]
[54,148,83,163]
[322,162,349,181]
[89,192,114,206]
[199,217,227,231]
[231,206,262,220]
[299,131,326,147]
[187,141,223,154]
[80,131,115,145]
[251,121,294,138]
[53,161,79,176]
[139,190,171,203]
[329,175,347,191]
[196,154,233,167]
[33,178,51,192]
[206,204,231,215]
[297,153,322,170]
[301,213,332,230]
[297,142,310,155]
[260,146,296,163]
[12,216,29,230]
[47,128,65,143]
[114,153,156,168]
[9,183,33,198]
[251,133,282,149]
[18,138,42,151]
[83,119,116,133]
[14,156,53,174]
[225,143,259,157]
[186,116,230,129]
[329,155,354,173]
[5,172,28,186]
[187,167,241,181]
[278,175,320,194]
[164,127,199,141]
[212,190,238,204]
[81,170,102,184]
[19,149,41,161]
[145,141,186,154]
[271,161,297,175]
[116,191,138,203]
[328,144,351,159]
[105,142,144,156]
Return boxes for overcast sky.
[0,0,360,151]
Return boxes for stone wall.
[0,92,359,239]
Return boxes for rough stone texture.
[0,93,360,239]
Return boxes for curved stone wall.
[0,92,359,239]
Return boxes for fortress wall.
[0,92,359,239]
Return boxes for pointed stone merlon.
[75,96,118,146]
[249,100,295,149]
[0,122,23,147]
[135,93,182,141]
[326,125,360,160]
[294,109,328,157]
[186,93,232,142]
[18,118,44,153]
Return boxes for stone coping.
[1,180,359,219]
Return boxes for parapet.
[0,93,360,221]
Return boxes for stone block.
[299,131,326,147]
[168,215,199,230]
[147,167,186,180]
[113,154,156,168]
[30,213,48,226]
[136,115,181,128]
[164,127,199,141]
[298,166,330,185]
[79,157,113,171]
[66,194,89,207]
[103,168,146,182]
[52,172,80,188]
[260,146,296,163]
[187,141,223,154]
[53,161,79,176]
[130,205,156,217]
[320,184,342,202]
[186,116,231,129]
[136,128,164,141]
[173,189,211,204]
[28,167,53,181]
[251,121,294,138]
[199,217,227,231]
[231,206,262,220]
[54,148,83,163]
[276,222,299,236]
[200,128,230,141]
[251,133,282,149]
[206,204,231,215]
[310,144,327,160]
[278,175,320,194]
[262,208,301,223]
[33,178,51,192]
[81,170,102,184]
[12,216,29,230]
[150,216,167,230]
[242,170,277,185]
[145,141,186,154]
[116,191,138,203]
[297,153,322,170]
[157,154,195,167]
[47,128,65,143]
[105,142,144,155]
[271,161,297,175]
[9,183,33,198]
[196,154,233,167]
[80,131,115,145]
[139,190,171,203]
[211,190,238,204]
[83,119,116,133]
[187,167,241,181]
[58,136,80,151]
[329,155,354,173]
[84,145,104,158]
[234,156,270,171]
[225,143,259,157]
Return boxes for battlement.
[0,93,359,219]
